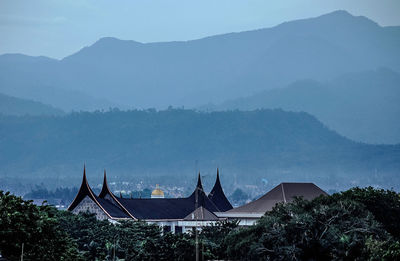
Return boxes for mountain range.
[0,10,399,111]
[0,92,64,116]
[0,109,399,190]
[1,10,399,144]
[208,68,400,144]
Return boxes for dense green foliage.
[24,185,78,200]
[1,109,399,188]
[0,191,80,260]
[1,187,400,260]
[225,188,400,260]
[24,185,78,205]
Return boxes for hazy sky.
[1,0,399,59]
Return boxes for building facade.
[68,167,233,232]
[68,166,327,231]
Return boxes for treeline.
[1,109,399,188]
[23,185,153,205]
[24,185,78,205]
[1,187,400,260]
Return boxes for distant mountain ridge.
[209,68,400,144]
[0,54,120,112]
[0,10,399,111]
[0,93,64,116]
[0,109,399,190]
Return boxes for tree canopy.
[1,187,399,260]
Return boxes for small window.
[175,226,182,234]
[163,225,171,233]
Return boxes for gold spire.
[151,184,165,198]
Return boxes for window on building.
[175,226,182,234]
[163,225,171,233]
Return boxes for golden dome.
[151,184,164,198]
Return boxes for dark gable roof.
[208,169,233,212]
[118,198,193,220]
[228,182,327,214]
[67,166,128,219]
[117,173,220,220]
[96,197,129,218]
[98,170,136,219]
[69,169,232,220]
[184,207,219,221]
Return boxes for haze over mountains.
[209,68,400,144]
[0,10,399,144]
[0,9,400,193]
[1,110,399,190]
[0,92,64,116]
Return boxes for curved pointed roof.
[188,172,220,212]
[208,169,233,212]
[67,166,113,218]
[99,169,111,198]
[98,170,136,219]
[69,170,224,220]
[197,173,202,188]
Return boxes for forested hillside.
[0,109,398,189]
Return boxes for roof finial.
[196,172,203,190]
[82,163,87,181]
[120,191,123,198]
[99,169,112,198]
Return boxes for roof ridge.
[281,183,287,203]
[67,165,113,219]
[98,169,137,220]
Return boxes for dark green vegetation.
[23,185,78,206]
[1,187,400,260]
[0,191,81,260]
[23,186,152,207]
[0,109,399,189]
[0,92,64,116]
[226,187,400,260]
[212,68,400,144]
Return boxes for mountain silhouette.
[0,92,64,116]
[211,68,400,144]
[0,10,398,111]
[0,109,399,189]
